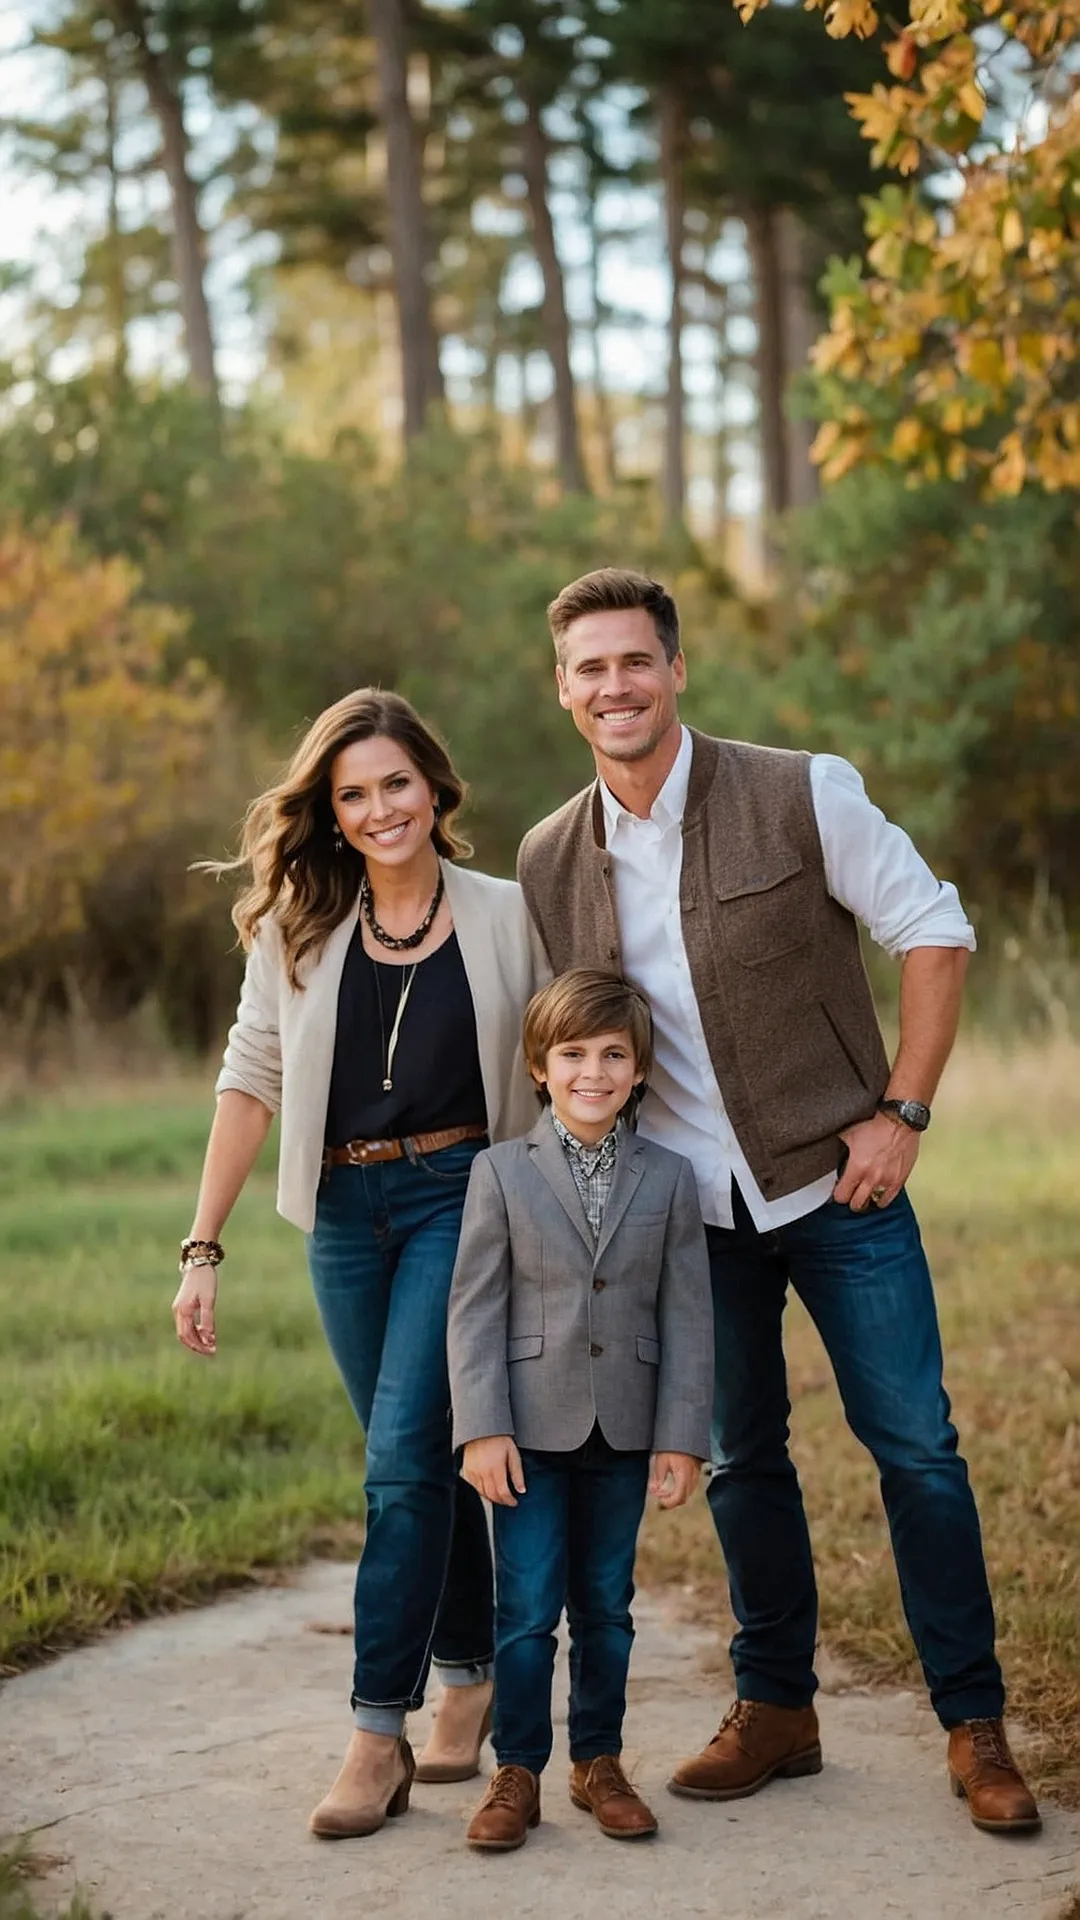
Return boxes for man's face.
[555,607,686,764]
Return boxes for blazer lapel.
[593,1134,646,1264]
[528,1113,594,1256]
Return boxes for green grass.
[0,1849,103,1920]
[0,1090,363,1674]
[2,1054,1079,1813]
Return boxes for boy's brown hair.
[523,968,654,1105]
[546,567,680,663]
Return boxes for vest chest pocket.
[716,856,812,966]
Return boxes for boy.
[447,968,714,1851]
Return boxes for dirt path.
[2,1564,1078,1920]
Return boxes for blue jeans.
[492,1426,651,1776]
[306,1142,494,1732]
[706,1184,1003,1728]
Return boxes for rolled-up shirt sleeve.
[214,922,283,1114]
[810,755,976,959]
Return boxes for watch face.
[899,1100,931,1131]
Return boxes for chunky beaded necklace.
[360,868,445,951]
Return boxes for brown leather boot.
[947,1720,1041,1834]
[466,1765,541,1851]
[668,1700,822,1801]
[569,1755,658,1838]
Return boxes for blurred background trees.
[1,0,1077,1051]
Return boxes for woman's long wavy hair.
[213,689,471,988]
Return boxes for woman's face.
[330,734,439,870]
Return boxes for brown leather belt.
[322,1124,488,1172]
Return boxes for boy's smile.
[534,1028,644,1145]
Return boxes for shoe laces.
[967,1719,1014,1772]
[486,1765,534,1809]
[586,1755,636,1800]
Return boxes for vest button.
[593,1277,605,1292]
[590,1342,603,1357]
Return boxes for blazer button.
[590,1342,603,1357]
[593,1277,605,1291]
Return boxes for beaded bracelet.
[180,1236,225,1269]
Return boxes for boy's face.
[533,1028,644,1145]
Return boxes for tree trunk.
[583,174,616,490]
[746,202,788,524]
[521,91,588,495]
[658,87,686,525]
[778,209,820,512]
[367,0,444,442]
[112,0,218,407]
[103,51,128,390]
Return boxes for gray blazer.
[447,1113,714,1458]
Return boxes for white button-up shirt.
[601,727,975,1230]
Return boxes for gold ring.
[870,1184,887,1204]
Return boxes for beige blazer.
[215,860,550,1232]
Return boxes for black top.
[324,925,487,1146]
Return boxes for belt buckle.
[345,1140,366,1166]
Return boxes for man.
[516,566,1039,1835]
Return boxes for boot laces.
[714,1700,761,1745]
[968,1719,1014,1772]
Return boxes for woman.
[172,688,547,1840]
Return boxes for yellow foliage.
[739,0,1080,493]
[0,521,223,962]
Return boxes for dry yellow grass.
[638,1041,1080,1805]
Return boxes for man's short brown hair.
[547,568,680,663]
[523,968,654,1102]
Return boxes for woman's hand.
[172,1262,219,1356]
[462,1435,526,1507]
[649,1451,701,1510]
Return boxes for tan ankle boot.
[415,1678,494,1783]
[308,1732,415,1839]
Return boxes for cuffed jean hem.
[434,1659,494,1688]
[735,1673,818,1711]
[935,1690,1007,1731]
[569,1739,623,1764]
[352,1703,407,1737]
[494,1752,546,1776]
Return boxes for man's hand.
[834,1111,920,1213]
[649,1451,701,1510]
[462,1435,526,1507]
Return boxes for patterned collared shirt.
[551,1112,621,1241]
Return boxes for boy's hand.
[462,1435,527,1507]
[649,1451,701,1510]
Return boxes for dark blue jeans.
[706,1184,1003,1729]
[306,1142,494,1730]
[491,1426,651,1776]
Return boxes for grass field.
[1,1047,1078,1810]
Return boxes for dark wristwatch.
[877,1098,931,1133]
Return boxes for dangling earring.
[332,824,344,854]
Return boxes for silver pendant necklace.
[373,958,418,1092]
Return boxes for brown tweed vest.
[517,729,890,1202]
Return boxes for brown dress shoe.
[668,1700,822,1801]
[570,1755,658,1838]
[308,1733,415,1838]
[466,1765,541,1851]
[947,1720,1041,1834]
